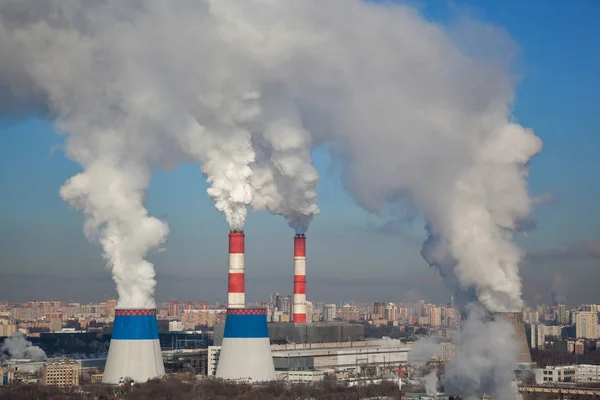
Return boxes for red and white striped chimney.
[293,234,307,323]
[228,230,245,309]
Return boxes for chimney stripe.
[293,234,307,323]
[228,231,245,309]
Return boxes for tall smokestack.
[493,312,532,364]
[102,308,164,383]
[293,234,307,323]
[228,230,245,309]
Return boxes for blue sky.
[1,0,599,306]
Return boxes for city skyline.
[1,0,600,307]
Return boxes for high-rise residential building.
[436,342,456,362]
[575,311,598,339]
[557,304,569,325]
[373,302,386,319]
[0,318,16,337]
[106,299,117,318]
[430,307,442,327]
[169,300,180,318]
[323,304,337,322]
[282,296,292,315]
[198,302,209,310]
[385,303,398,321]
[183,301,195,311]
[42,360,81,388]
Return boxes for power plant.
[493,311,532,364]
[215,230,277,382]
[293,234,307,323]
[102,308,165,383]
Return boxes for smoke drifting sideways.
[1,332,47,361]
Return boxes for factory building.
[209,339,409,380]
[213,321,364,346]
[533,365,600,384]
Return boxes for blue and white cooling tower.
[102,309,165,384]
[215,308,276,382]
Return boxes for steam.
[1,332,47,361]
[443,306,519,400]
[250,94,320,233]
[408,336,438,367]
[423,369,439,396]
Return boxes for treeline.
[0,375,399,400]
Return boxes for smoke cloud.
[408,335,438,367]
[250,94,320,233]
[443,306,519,400]
[1,332,47,361]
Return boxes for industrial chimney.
[493,312,532,364]
[293,233,307,323]
[102,308,165,383]
[228,230,245,309]
[216,230,276,381]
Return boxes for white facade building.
[168,321,184,332]
[534,365,600,384]
[323,304,337,322]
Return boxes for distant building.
[42,360,81,388]
[385,303,398,322]
[436,342,456,362]
[575,311,598,339]
[430,307,442,327]
[373,302,386,320]
[556,304,569,325]
[534,364,600,385]
[323,304,337,322]
[168,321,184,332]
[169,301,180,318]
[0,320,16,337]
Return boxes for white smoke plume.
[408,335,438,367]
[249,93,320,233]
[443,306,519,400]
[1,332,47,361]
[1,1,539,396]
[423,369,439,396]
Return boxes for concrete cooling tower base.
[215,308,276,382]
[102,309,165,384]
[493,311,532,364]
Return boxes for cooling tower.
[228,230,245,309]
[493,312,532,364]
[215,308,276,382]
[102,308,164,384]
[293,233,307,323]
